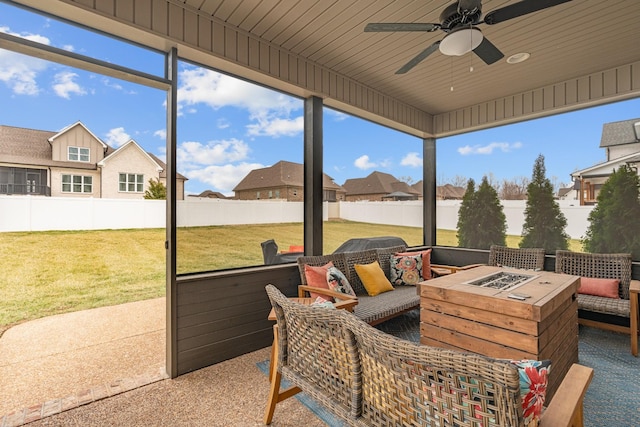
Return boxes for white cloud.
[62,44,75,52]
[457,141,523,155]
[177,138,250,167]
[154,129,166,139]
[0,27,51,95]
[217,118,231,129]
[401,152,423,167]
[247,116,303,137]
[52,71,86,99]
[105,127,131,148]
[187,162,265,193]
[177,67,302,137]
[354,155,377,170]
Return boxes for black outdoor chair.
[261,239,304,265]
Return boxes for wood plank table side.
[419,265,580,400]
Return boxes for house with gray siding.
[571,118,640,205]
[0,122,187,199]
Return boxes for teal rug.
[261,309,640,427]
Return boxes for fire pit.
[464,271,537,291]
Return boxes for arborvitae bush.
[457,176,506,249]
[144,178,167,200]
[583,165,640,259]
[520,154,569,253]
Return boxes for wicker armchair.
[264,284,593,426]
[488,245,546,270]
[555,250,640,356]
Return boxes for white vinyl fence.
[0,195,593,239]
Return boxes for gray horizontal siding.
[434,61,640,136]
[175,265,300,375]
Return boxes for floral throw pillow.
[326,266,356,297]
[390,253,423,285]
[510,359,551,427]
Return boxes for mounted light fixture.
[507,52,530,64]
[439,27,483,56]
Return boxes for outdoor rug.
[259,309,640,427]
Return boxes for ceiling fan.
[364,0,572,74]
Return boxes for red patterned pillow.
[511,359,551,427]
[395,249,432,280]
[579,277,620,299]
[304,262,334,302]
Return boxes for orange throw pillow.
[304,262,334,302]
[579,277,620,299]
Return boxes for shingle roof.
[342,171,419,196]
[190,190,227,198]
[233,160,344,192]
[600,118,640,147]
[146,152,188,181]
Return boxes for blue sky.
[1,2,639,196]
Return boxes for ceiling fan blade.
[484,0,572,25]
[396,42,440,74]
[365,23,439,32]
[473,37,504,65]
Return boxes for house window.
[68,146,90,162]
[256,191,260,199]
[119,173,144,192]
[275,190,280,198]
[62,174,92,193]
[268,190,273,198]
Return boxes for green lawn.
[0,221,583,330]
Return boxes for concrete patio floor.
[0,298,320,426]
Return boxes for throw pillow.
[354,261,395,296]
[579,277,620,299]
[396,249,432,280]
[510,359,551,427]
[326,266,356,297]
[390,253,423,286]
[304,262,334,302]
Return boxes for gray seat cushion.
[352,286,420,324]
[577,294,630,318]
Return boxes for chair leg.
[630,292,638,357]
[264,325,281,424]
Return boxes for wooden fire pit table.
[419,265,580,400]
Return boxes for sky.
[1,2,639,196]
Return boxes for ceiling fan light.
[439,27,483,56]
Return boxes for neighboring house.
[557,183,579,201]
[342,171,420,201]
[571,118,640,205]
[189,190,229,199]
[233,160,346,202]
[0,122,187,199]
[410,181,465,200]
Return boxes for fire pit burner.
[465,271,536,291]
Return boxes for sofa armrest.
[298,285,359,302]
[630,279,640,295]
[540,363,593,427]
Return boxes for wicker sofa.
[555,250,640,356]
[265,285,594,426]
[296,245,421,325]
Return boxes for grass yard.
[0,220,583,330]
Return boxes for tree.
[457,176,506,249]
[144,178,167,200]
[583,165,640,258]
[456,179,476,248]
[520,155,569,253]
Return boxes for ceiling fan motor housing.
[440,1,482,31]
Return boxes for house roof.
[571,151,640,178]
[342,171,419,196]
[147,152,188,181]
[0,124,97,170]
[189,190,227,199]
[437,184,466,199]
[600,118,640,148]
[558,187,574,197]
[233,160,344,192]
